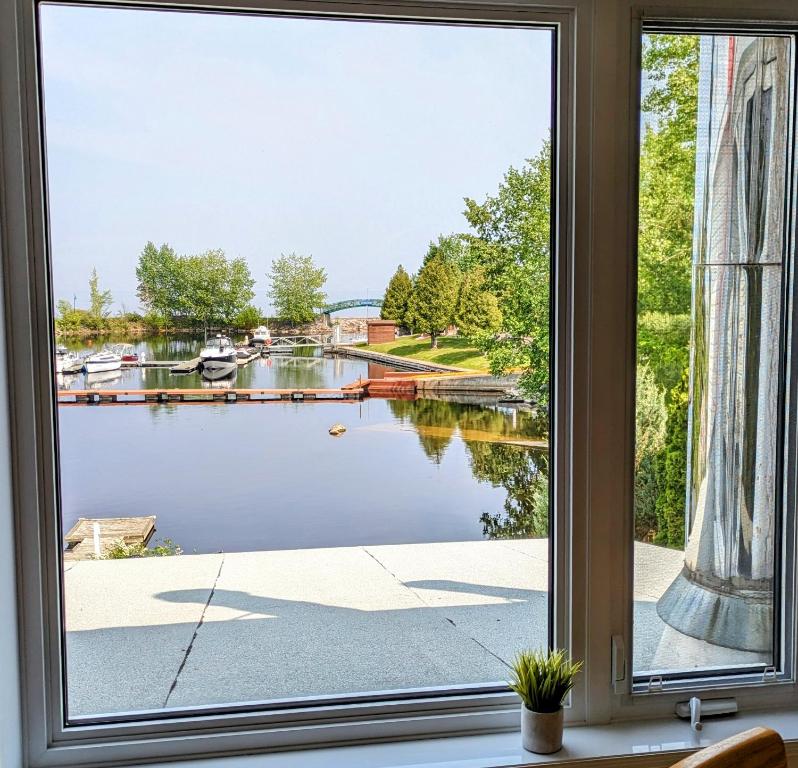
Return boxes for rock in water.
[328,424,346,436]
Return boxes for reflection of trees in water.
[386,398,549,537]
[469,443,548,539]
[387,398,460,464]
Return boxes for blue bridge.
[321,298,383,323]
[322,298,383,314]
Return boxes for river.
[56,336,549,553]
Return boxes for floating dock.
[64,515,156,560]
[57,387,366,405]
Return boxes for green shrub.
[103,538,182,559]
[654,369,689,548]
[634,363,667,540]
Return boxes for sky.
[39,4,552,315]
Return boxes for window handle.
[689,696,702,732]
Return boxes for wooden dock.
[57,387,367,405]
[64,516,156,560]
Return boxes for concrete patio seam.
[163,553,226,708]
[363,546,513,669]
[496,540,549,565]
[361,547,429,608]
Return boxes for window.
[36,0,561,731]
[633,29,796,686]
[5,1,798,766]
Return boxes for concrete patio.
[63,540,767,718]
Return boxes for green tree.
[234,305,264,330]
[654,369,689,548]
[453,265,502,337]
[136,242,180,315]
[381,265,414,327]
[638,34,699,315]
[267,253,327,324]
[407,253,459,348]
[88,268,112,320]
[462,141,552,405]
[422,234,475,273]
[136,243,255,332]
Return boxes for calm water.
[57,337,548,553]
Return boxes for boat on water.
[199,335,238,378]
[83,346,122,374]
[55,345,79,373]
[251,326,272,346]
[119,343,139,362]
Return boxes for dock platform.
[57,387,366,405]
[64,516,156,560]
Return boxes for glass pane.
[634,32,793,676]
[40,5,554,719]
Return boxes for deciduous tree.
[267,253,327,324]
[462,141,551,405]
[453,265,502,337]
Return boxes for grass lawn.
[361,335,489,371]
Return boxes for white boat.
[55,345,79,373]
[199,335,238,377]
[251,326,272,346]
[83,346,122,374]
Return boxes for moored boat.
[251,326,272,346]
[119,343,139,362]
[199,335,237,378]
[55,345,79,373]
[83,346,122,374]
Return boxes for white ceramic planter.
[520,705,564,754]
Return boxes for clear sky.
[39,4,552,314]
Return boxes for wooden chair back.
[670,727,787,768]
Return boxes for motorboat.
[199,334,238,377]
[236,346,256,360]
[118,343,139,362]
[55,345,79,373]
[251,326,272,346]
[83,346,122,374]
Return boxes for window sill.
[128,708,798,768]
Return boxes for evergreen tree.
[453,265,502,337]
[407,254,458,348]
[381,265,413,327]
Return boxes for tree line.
[380,140,552,406]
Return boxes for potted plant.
[509,648,582,754]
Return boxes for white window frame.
[609,4,798,722]
[0,1,583,765]
[2,0,798,766]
